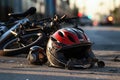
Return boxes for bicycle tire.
[0,32,46,56]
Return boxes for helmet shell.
[27,46,47,65]
[46,28,92,68]
[51,28,89,46]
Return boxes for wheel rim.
[3,33,43,51]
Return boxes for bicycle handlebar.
[33,15,79,27]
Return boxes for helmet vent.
[58,31,64,37]
[67,35,75,42]
[51,37,57,41]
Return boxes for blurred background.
[0,0,120,26]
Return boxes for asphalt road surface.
[83,26,120,51]
[0,26,120,80]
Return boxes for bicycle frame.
[0,18,29,45]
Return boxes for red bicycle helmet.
[52,27,89,45]
[46,27,96,69]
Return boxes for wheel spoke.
[4,33,40,49]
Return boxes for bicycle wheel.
[1,32,46,56]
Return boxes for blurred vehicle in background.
[99,15,114,25]
[78,16,93,26]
